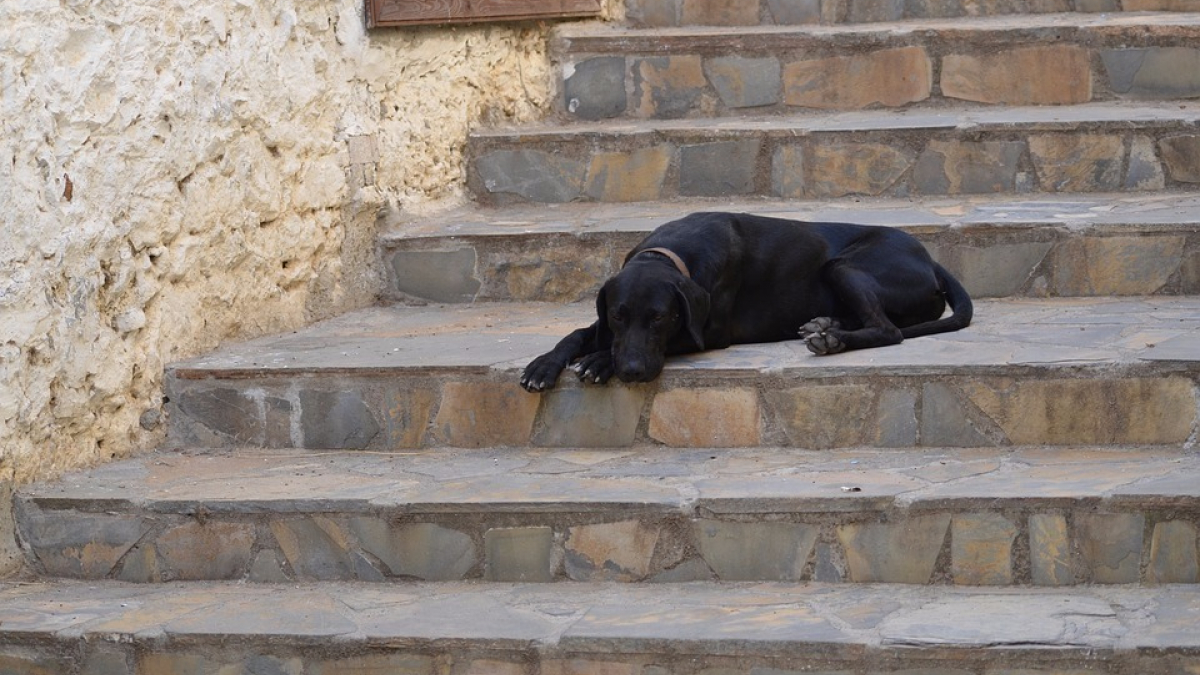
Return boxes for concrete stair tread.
[555,9,1200,48]
[472,99,1200,138]
[21,445,1200,513]
[170,296,1200,377]
[383,192,1200,240]
[1,579,1198,658]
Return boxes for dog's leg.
[801,265,903,355]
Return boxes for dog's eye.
[649,312,664,324]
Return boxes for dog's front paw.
[800,317,846,355]
[521,354,567,392]
[572,351,614,384]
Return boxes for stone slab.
[16,446,1200,585]
[1,581,1200,668]
[162,296,1200,452]
[469,103,1200,203]
[385,193,1200,302]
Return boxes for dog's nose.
[616,357,648,382]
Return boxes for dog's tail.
[901,263,973,339]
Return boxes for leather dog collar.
[635,247,691,279]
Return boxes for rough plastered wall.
[1,0,620,527]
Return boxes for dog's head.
[597,259,710,383]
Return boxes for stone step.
[164,296,1200,452]
[1,579,1198,673]
[555,13,1200,120]
[628,0,1200,27]
[467,102,1200,204]
[15,446,1200,584]
[379,193,1200,303]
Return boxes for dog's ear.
[674,277,710,350]
[595,284,612,340]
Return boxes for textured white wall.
[0,0,604,485]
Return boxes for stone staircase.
[5,3,1200,674]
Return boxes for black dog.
[520,212,972,391]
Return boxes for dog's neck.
[633,247,691,279]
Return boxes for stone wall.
[0,0,618,500]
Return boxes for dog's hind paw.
[799,316,839,338]
[800,317,846,355]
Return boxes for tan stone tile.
[585,146,672,202]
[766,384,876,449]
[942,45,1092,105]
[542,660,636,675]
[681,0,760,24]
[648,388,760,447]
[565,520,661,581]
[962,377,1196,446]
[1029,134,1124,192]
[1077,513,1144,583]
[803,143,914,198]
[772,144,805,198]
[1149,520,1200,584]
[386,388,437,448]
[1160,134,1200,183]
[633,55,708,118]
[951,513,1016,585]
[156,521,254,580]
[310,654,435,675]
[838,514,950,583]
[783,46,932,109]
[432,382,539,448]
[458,660,529,675]
[913,139,1024,194]
[1050,235,1185,296]
[1122,0,1200,7]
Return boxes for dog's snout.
[616,357,647,383]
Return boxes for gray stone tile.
[920,383,994,447]
[485,527,555,582]
[694,520,818,581]
[269,518,364,581]
[389,248,480,303]
[18,509,150,579]
[299,390,380,450]
[679,140,761,196]
[348,519,477,580]
[534,386,645,447]
[766,0,821,22]
[1076,513,1144,583]
[174,387,265,445]
[565,57,628,121]
[704,56,781,109]
[1102,48,1200,99]
[475,150,586,203]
